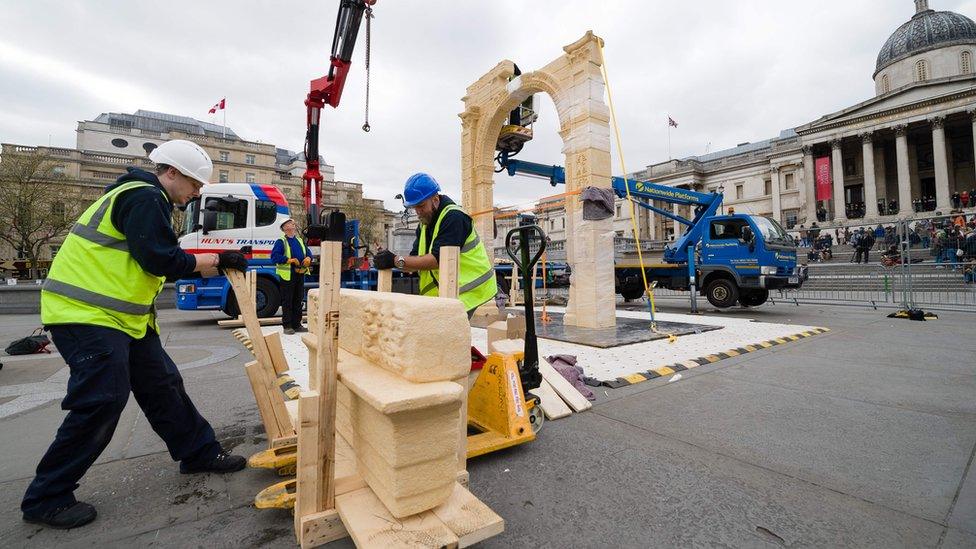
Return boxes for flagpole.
[667,114,672,160]
[222,101,226,139]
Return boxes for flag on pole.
[208,98,226,114]
[668,116,678,128]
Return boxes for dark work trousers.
[21,324,220,515]
[280,275,305,330]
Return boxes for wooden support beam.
[315,241,342,512]
[245,361,283,441]
[438,246,467,479]
[295,391,322,539]
[438,246,459,299]
[377,268,392,293]
[264,331,290,375]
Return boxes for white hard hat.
[149,139,213,185]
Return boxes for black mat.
[472,310,722,349]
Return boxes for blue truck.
[501,158,803,308]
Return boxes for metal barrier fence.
[778,213,976,312]
[519,213,975,313]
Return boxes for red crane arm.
[303,0,375,226]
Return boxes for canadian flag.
[208,98,226,114]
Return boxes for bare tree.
[0,151,82,279]
[342,194,383,252]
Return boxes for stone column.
[861,133,879,218]
[770,166,782,223]
[672,202,681,239]
[931,116,951,211]
[802,146,816,224]
[830,139,847,222]
[894,124,912,215]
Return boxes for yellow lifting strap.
[598,42,675,341]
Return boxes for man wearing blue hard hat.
[375,173,496,317]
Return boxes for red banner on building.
[815,156,832,202]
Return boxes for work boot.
[283,328,296,335]
[180,451,246,474]
[23,501,97,529]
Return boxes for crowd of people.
[793,211,976,276]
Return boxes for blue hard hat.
[402,173,440,207]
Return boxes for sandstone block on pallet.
[307,289,470,382]
[337,351,463,518]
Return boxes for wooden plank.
[264,331,290,375]
[538,360,591,413]
[225,270,274,368]
[508,265,519,307]
[217,316,306,328]
[295,391,322,538]
[335,486,459,549]
[245,361,284,440]
[528,378,572,420]
[298,509,346,548]
[438,246,460,299]
[431,483,505,548]
[377,268,392,293]
[315,241,342,511]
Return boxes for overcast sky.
[2,0,974,211]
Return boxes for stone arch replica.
[460,31,616,329]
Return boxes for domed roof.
[875,4,976,75]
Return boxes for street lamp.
[717,183,725,215]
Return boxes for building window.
[784,172,795,190]
[50,245,60,258]
[916,59,928,82]
[735,184,744,200]
[245,154,256,165]
[52,165,65,176]
[255,200,278,227]
[764,179,772,196]
[142,142,157,155]
[783,209,798,229]
[882,74,890,93]
[245,172,256,183]
[218,169,229,183]
[615,204,621,218]
[962,51,972,75]
[219,151,229,162]
[111,138,128,148]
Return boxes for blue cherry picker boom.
[497,154,805,309]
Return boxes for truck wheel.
[255,277,281,318]
[738,289,769,307]
[620,285,644,301]
[221,277,281,318]
[704,278,739,309]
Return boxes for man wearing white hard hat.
[22,140,250,529]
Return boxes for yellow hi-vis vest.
[275,236,309,281]
[418,204,497,312]
[41,181,168,339]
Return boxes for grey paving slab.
[948,451,976,535]
[942,527,976,548]
[467,411,944,548]
[596,373,976,524]
[716,353,976,418]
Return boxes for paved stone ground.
[0,303,973,548]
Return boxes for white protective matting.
[261,308,823,387]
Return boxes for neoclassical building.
[631,0,976,236]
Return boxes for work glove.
[218,251,248,273]
[302,257,312,267]
[374,250,395,270]
[288,258,300,266]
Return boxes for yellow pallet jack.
[466,222,548,458]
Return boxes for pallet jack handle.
[504,223,546,392]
